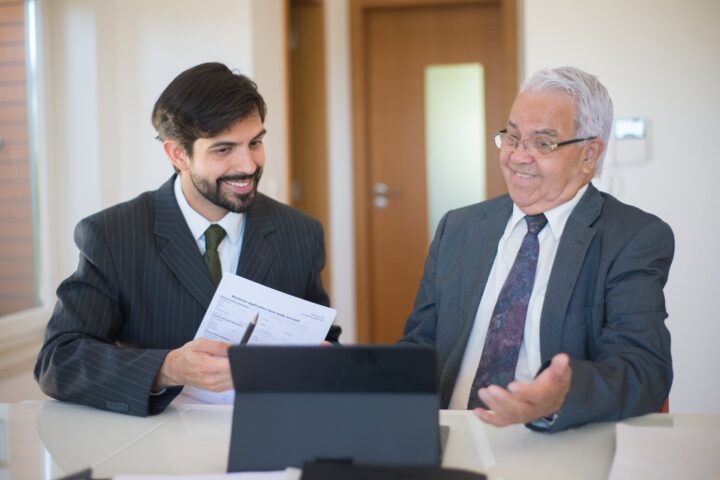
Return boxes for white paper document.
[608,423,720,480]
[177,273,336,405]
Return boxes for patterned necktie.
[468,213,548,409]
[204,224,227,288]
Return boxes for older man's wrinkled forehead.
[506,90,578,137]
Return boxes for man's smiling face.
[500,90,597,215]
[177,114,266,221]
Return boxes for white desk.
[1,401,718,479]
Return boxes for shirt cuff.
[527,412,559,432]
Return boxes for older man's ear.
[583,138,604,175]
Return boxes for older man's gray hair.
[521,66,614,173]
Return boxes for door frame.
[286,0,331,294]
[350,0,518,342]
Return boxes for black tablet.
[227,345,440,472]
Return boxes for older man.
[400,66,673,432]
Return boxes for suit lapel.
[540,183,604,360]
[458,198,513,347]
[237,194,277,283]
[441,198,512,400]
[154,176,216,310]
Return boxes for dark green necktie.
[204,224,227,288]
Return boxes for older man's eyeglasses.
[494,129,596,156]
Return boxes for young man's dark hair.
[151,62,267,156]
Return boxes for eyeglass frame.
[493,128,596,155]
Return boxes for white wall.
[522,0,720,413]
[249,0,289,205]
[325,0,357,342]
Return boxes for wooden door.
[287,0,331,294]
[352,0,517,343]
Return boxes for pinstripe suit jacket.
[34,176,330,416]
[400,184,674,431]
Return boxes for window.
[0,0,38,316]
[424,63,486,240]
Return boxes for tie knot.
[525,214,548,236]
[204,224,227,251]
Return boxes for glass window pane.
[424,63,486,241]
[0,0,38,315]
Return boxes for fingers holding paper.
[153,338,233,392]
[472,353,572,427]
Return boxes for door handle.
[372,182,401,197]
[372,182,401,209]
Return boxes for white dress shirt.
[448,185,588,409]
[151,178,246,396]
[173,176,245,277]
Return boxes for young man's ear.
[163,140,190,172]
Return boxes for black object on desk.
[301,462,487,480]
[56,468,94,480]
[226,345,440,472]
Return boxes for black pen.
[239,313,258,345]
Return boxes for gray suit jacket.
[35,176,329,416]
[400,183,674,431]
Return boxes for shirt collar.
[174,175,244,245]
[508,184,589,240]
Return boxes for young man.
[35,62,335,416]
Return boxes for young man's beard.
[190,167,263,214]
